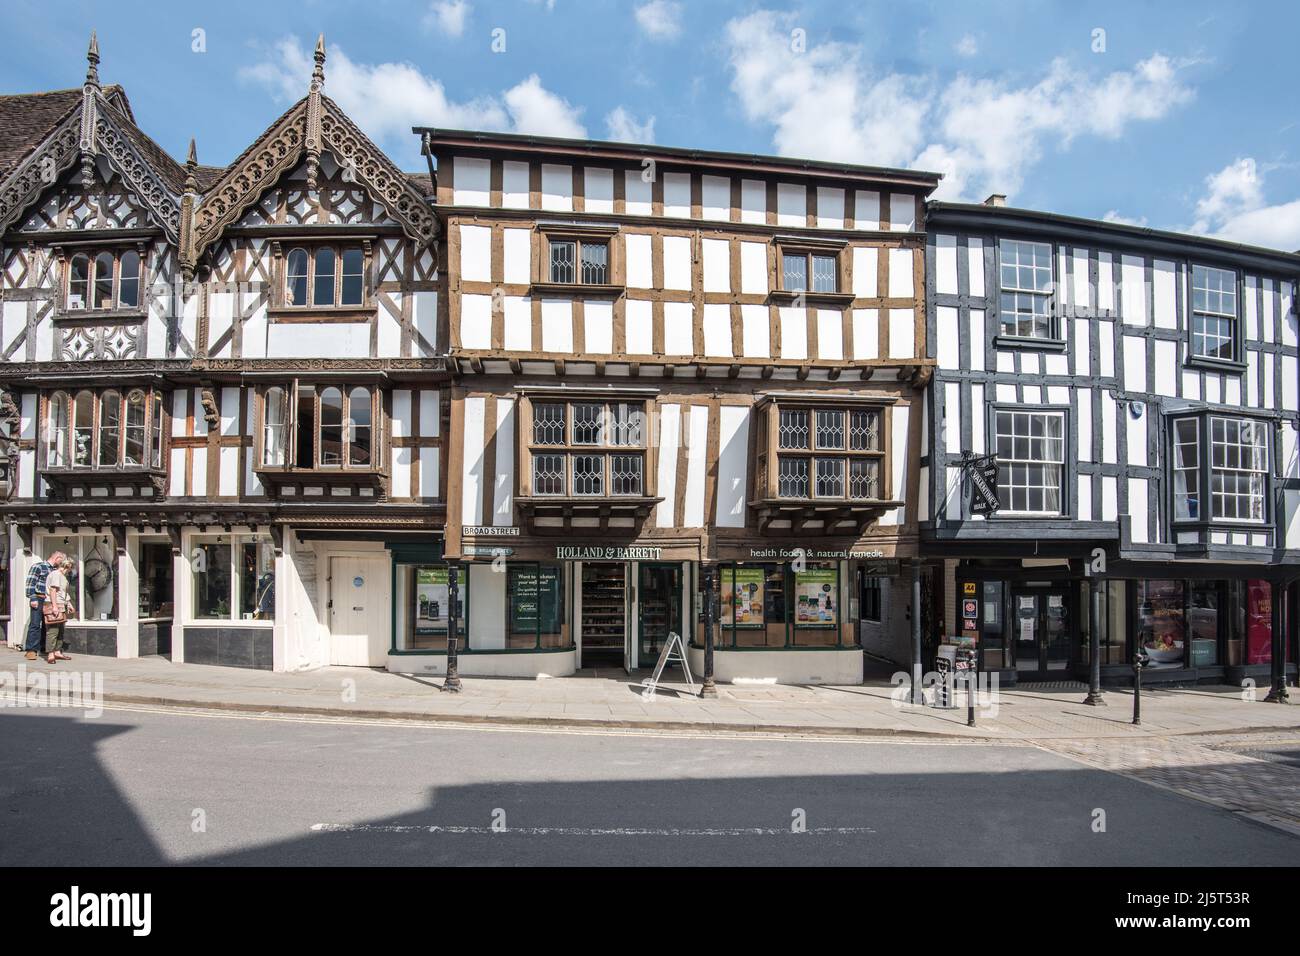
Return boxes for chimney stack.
[984,194,1007,208]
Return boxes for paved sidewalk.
[4,648,1298,742]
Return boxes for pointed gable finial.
[311,34,326,91]
[184,138,199,193]
[86,31,100,87]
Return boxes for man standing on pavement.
[22,550,60,661]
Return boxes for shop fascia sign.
[747,547,888,560]
[555,545,663,560]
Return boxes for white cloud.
[635,0,683,40]
[605,106,656,144]
[954,34,978,57]
[1189,157,1300,250]
[239,38,585,165]
[1103,210,1148,227]
[424,0,471,37]
[724,10,1195,202]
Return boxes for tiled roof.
[0,87,83,181]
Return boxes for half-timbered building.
[420,128,939,684]
[0,37,445,670]
[923,198,1300,692]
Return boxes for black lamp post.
[700,564,718,698]
[1265,578,1289,703]
[443,561,462,693]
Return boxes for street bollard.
[1132,651,1149,726]
[966,670,976,728]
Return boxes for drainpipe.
[911,559,923,705]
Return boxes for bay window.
[527,399,646,497]
[775,407,882,500]
[258,382,378,470]
[43,388,166,471]
[282,244,367,308]
[1169,413,1270,525]
[65,247,142,311]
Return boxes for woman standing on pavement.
[43,555,76,664]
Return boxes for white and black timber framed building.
[920,197,1300,694]
[0,37,447,670]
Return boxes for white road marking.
[310,823,876,836]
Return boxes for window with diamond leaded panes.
[548,237,609,285]
[527,399,647,497]
[773,405,885,501]
[780,249,840,293]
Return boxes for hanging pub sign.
[963,452,1000,515]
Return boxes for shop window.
[526,399,646,497]
[1136,580,1186,669]
[258,382,379,470]
[1190,264,1238,362]
[65,248,142,311]
[980,581,1006,669]
[994,409,1065,515]
[43,388,166,471]
[713,562,851,649]
[1077,579,1128,668]
[45,535,119,623]
[1169,414,1269,525]
[283,244,367,308]
[997,239,1054,339]
[138,541,174,619]
[1230,579,1274,666]
[506,563,566,649]
[395,563,467,651]
[190,535,275,623]
[775,406,883,501]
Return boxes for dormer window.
[65,249,141,311]
[284,244,366,308]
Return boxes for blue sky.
[4,0,1300,249]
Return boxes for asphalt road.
[1,703,1295,866]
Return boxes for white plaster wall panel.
[1098,320,1115,377]
[1225,375,1241,406]
[624,171,652,215]
[702,176,730,221]
[852,246,878,298]
[219,387,239,438]
[1044,353,1069,377]
[889,194,915,231]
[970,384,985,453]
[880,403,910,526]
[147,300,171,359]
[377,306,400,358]
[208,289,234,352]
[969,310,985,370]
[740,242,768,295]
[19,393,34,441]
[1047,386,1069,405]
[540,298,573,353]
[493,398,515,525]
[461,396,485,526]
[935,235,958,295]
[453,156,490,206]
[267,322,370,357]
[919,464,930,522]
[944,382,962,454]
[1073,318,1090,375]
[702,239,730,293]
[1023,385,1042,406]
[502,160,530,209]
[663,173,691,218]
[1077,388,1093,460]
[967,238,985,298]
[33,315,52,361]
[702,303,732,357]
[584,300,613,355]
[1077,474,1092,521]
[715,406,749,528]
[414,291,438,352]
[779,307,807,361]
[1205,372,1221,404]
[1264,352,1276,409]
[420,447,439,498]
[1262,279,1275,341]
[888,248,914,298]
[190,447,207,497]
[169,448,185,496]
[1101,476,1118,521]
[655,404,681,527]
[996,352,1014,374]
[1285,422,1300,479]
[1122,335,1147,392]
[1154,340,1177,396]
[1153,260,1177,328]
[1128,478,1149,543]
[740,179,766,224]
[503,228,531,285]
[391,446,412,499]
[683,406,709,527]
[625,299,653,354]
[18,448,33,497]
[1120,255,1146,325]
[663,302,694,356]
[776,183,806,226]
[1097,254,1115,313]
[816,309,842,360]
[1283,355,1299,412]
[1127,410,1147,467]
[943,466,962,520]
[1244,277,1259,340]
[888,308,914,359]
[420,390,441,438]
[816,187,845,228]
[625,233,653,289]
[1282,282,1297,347]
[1101,392,1117,464]
[936,306,960,369]
[540,164,573,212]
[853,309,879,360]
[2,301,24,356]
[854,190,880,230]
[172,392,188,436]
[391,391,411,491]
[1022,353,1040,377]
[584,167,614,214]
[219,446,238,496]
[459,293,492,350]
[468,564,506,649]
[741,304,770,358]
[1183,371,1201,401]
[662,236,692,291]
[1072,249,1091,309]
[459,225,492,283]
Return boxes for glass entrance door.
[1012,589,1071,676]
[580,563,626,667]
[638,563,682,669]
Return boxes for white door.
[330,556,390,666]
